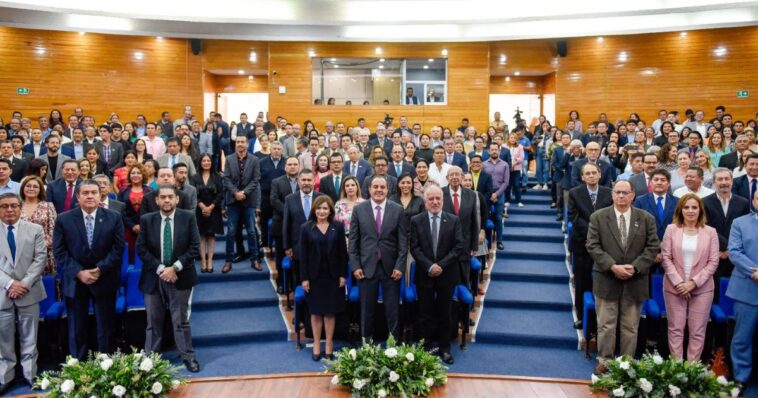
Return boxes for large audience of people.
[0,105,756,394]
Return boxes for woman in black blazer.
[390,173,425,230]
[299,195,347,361]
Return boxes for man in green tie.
[136,184,201,373]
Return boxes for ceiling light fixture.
[238,69,245,75]
[514,71,521,76]
[35,47,46,55]
[156,36,163,41]
[505,76,511,82]
[375,47,382,54]
[379,65,384,69]
[618,51,628,62]
[680,31,688,37]
[248,75,254,80]
[441,49,448,56]
[713,46,727,57]
[379,58,385,62]
[308,50,316,57]
[78,31,86,36]
[133,51,143,60]
[423,65,429,69]
[428,58,434,62]
[597,37,604,42]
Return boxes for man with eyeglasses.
[586,180,659,374]
[318,153,345,202]
[361,156,397,199]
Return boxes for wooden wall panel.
[267,42,490,132]
[0,27,202,123]
[489,76,544,95]
[553,27,758,127]
[201,39,268,73]
[212,75,268,93]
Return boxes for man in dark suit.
[732,154,758,212]
[52,179,124,360]
[468,155,493,200]
[39,135,71,183]
[343,145,373,187]
[586,180,659,373]
[410,185,463,364]
[0,141,27,182]
[221,135,261,273]
[258,141,285,250]
[629,153,660,198]
[46,160,81,214]
[443,138,468,173]
[94,124,124,173]
[568,163,613,329]
[718,135,750,170]
[140,168,192,215]
[570,142,613,188]
[61,128,91,160]
[442,166,480,288]
[283,169,323,288]
[703,168,750,284]
[270,157,300,293]
[86,174,126,215]
[369,124,393,157]
[349,175,408,340]
[10,136,33,164]
[633,169,679,242]
[360,157,397,199]
[405,87,419,105]
[319,152,344,202]
[136,185,200,373]
[387,145,415,179]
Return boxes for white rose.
[40,378,50,390]
[353,379,366,390]
[731,387,741,397]
[60,379,75,394]
[389,371,400,383]
[639,378,653,393]
[100,358,113,371]
[66,358,79,367]
[717,376,728,386]
[134,352,144,359]
[139,358,154,372]
[612,386,624,397]
[668,384,681,397]
[385,348,398,358]
[653,354,664,365]
[405,352,415,362]
[171,380,181,390]
[151,382,163,394]
[331,375,339,385]
[591,374,599,384]
[97,353,109,360]
[619,361,630,370]
[112,385,126,397]
[425,378,434,387]
[377,388,387,398]
[349,349,357,360]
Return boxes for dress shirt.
[673,185,715,198]
[654,193,667,211]
[301,191,313,215]
[73,143,84,159]
[613,207,632,239]
[427,211,441,271]
[156,210,183,274]
[471,171,480,191]
[2,220,20,288]
[587,185,599,205]
[142,136,166,157]
[428,162,451,188]
[0,180,20,195]
[482,158,510,197]
[717,194,731,215]
[370,199,386,227]
[448,186,463,210]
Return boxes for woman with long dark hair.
[191,153,224,272]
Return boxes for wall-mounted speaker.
[190,39,202,55]
[557,40,568,57]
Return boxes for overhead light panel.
[375,47,382,54]
[713,46,727,57]
[133,51,144,60]
[514,71,520,76]
[423,65,429,69]
[67,14,133,31]
[618,51,628,62]
[441,49,448,56]
[238,69,245,75]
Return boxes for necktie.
[619,214,627,248]
[751,179,757,212]
[303,194,311,217]
[447,154,453,164]
[7,225,15,263]
[98,202,105,208]
[334,175,340,194]
[375,205,383,259]
[396,164,401,177]
[453,192,460,215]
[85,215,94,248]
[170,155,176,168]
[103,145,110,164]
[590,193,597,209]
[311,155,316,170]
[656,196,664,222]
[64,182,74,211]
[431,215,439,258]
[163,217,172,265]
[351,164,357,176]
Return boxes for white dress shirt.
[157,210,183,274]
[613,207,632,239]
[370,199,386,227]
[428,162,451,188]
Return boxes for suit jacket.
[46,178,80,214]
[570,158,613,188]
[157,152,197,176]
[95,141,125,172]
[270,175,297,237]
[445,152,469,173]
[405,96,419,105]
[629,172,650,198]
[282,191,323,256]
[369,137,393,157]
[387,161,415,179]
[0,221,47,310]
[342,159,374,187]
[222,153,261,208]
[39,153,72,183]
[23,142,46,157]
[568,185,613,253]
[53,208,125,298]
[718,152,739,171]
[442,187,480,259]
[586,207,660,301]
[281,136,297,158]
[298,151,322,171]
[348,200,408,279]
[410,211,463,287]
[550,147,566,183]
[703,193,750,254]
[298,221,348,282]
[560,154,583,189]
[319,174,343,202]
[62,142,92,160]
[73,198,126,217]
[660,224,719,294]
[732,175,755,204]
[140,189,191,216]
[136,209,200,293]
[258,156,286,195]
[6,156,27,182]
[633,193,679,241]
[473,170,494,200]
[726,214,758,305]
[361,174,397,200]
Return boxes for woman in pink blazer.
[660,193,720,361]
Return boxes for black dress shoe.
[0,380,14,396]
[573,320,583,329]
[232,254,245,263]
[251,260,263,271]
[440,352,454,365]
[311,353,322,362]
[556,215,564,221]
[184,359,200,373]
[222,263,233,273]
[324,353,336,361]
[496,242,504,250]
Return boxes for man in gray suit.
[0,193,47,393]
[39,135,71,183]
[92,174,125,215]
[586,180,659,374]
[157,138,197,176]
[349,175,408,340]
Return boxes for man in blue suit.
[258,141,285,249]
[46,160,81,214]
[443,138,468,173]
[283,170,323,288]
[726,189,758,390]
[52,179,124,360]
[633,169,678,242]
[369,124,393,157]
[342,145,373,187]
[731,154,758,213]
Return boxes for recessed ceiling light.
[330,58,337,62]
[680,31,688,37]
[441,49,448,56]
[308,50,316,57]
[333,65,339,68]
[423,65,429,69]
[156,36,163,41]
[428,58,433,62]
[618,51,628,62]
[78,31,86,36]
[379,65,384,69]
[379,58,385,62]
[133,51,143,60]
[641,69,655,76]
[514,71,520,76]
[713,46,727,57]
[238,69,245,75]
[597,37,604,42]
[375,47,382,54]
[505,76,511,82]
[500,54,506,63]
[36,47,46,55]
[248,75,254,80]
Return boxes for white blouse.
[681,234,698,280]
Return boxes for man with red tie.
[45,159,81,214]
[441,166,480,289]
[630,153,661,198]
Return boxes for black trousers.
[66,293,116,360]
[273,231,291,291]
[417,278,456,353]
[573,250,594,323]
[259,196,273,248]
[359,267,400,340]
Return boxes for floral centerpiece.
[34,349,187,397]
[590,352,741,397]
[324,336,448,397]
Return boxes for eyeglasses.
[613,191,632,196]
[0,204,20,209]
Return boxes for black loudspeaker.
[557,40,568,57]
[190,39,202,55]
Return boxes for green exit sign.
[17,87,29,95]
[737,90,749,98]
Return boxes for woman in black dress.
[299,195,347,361]
[190,153,224,273]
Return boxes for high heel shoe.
[311,353,322,361]
[324,353,335,361]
